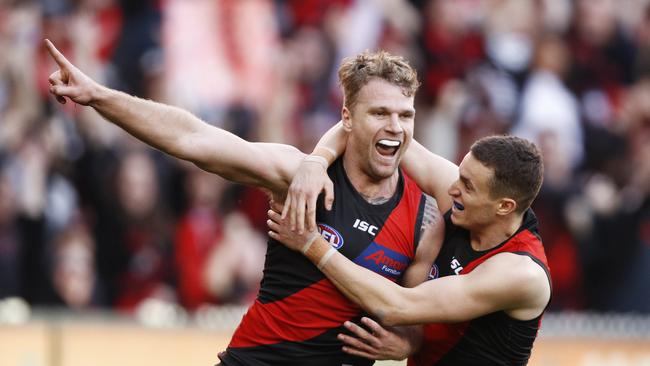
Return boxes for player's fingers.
[49,85,71,104]
[44,39,74,70]
[344,320,383,348]
[266,218,279,233]
[269,199,283,214]
[344,321,374,341]
[281,195,291,219]
[361,317,388,337]
[338,333,377,354]
[268,209,284,225]
[341,346,376,360]
[48,71,63,86]
[296,193,307,234]
[288,190,299,231]
[49,84,76,99]
[306,193,317,232]
[324,180,334,211]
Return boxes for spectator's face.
[576,0,616,45]
[343,78,415,181]
[117,152,158,219]
[53,234,95,309]
[448,153,500,229]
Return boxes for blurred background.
[0,0,649,365]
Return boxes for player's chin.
[449,211,462,226]
[370,161,399,179]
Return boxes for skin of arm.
[400,139,459,213]
[45,39,302,196]
[267,210,550,327]
[399,202,444,288]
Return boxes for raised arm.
[45,39,302,195]
[401,140,458,213]
[267,210,550,326]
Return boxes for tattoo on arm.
[420,194,440,232]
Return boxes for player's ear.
[341,107,353,132]
[496,198,517,216]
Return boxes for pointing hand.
[45,39,100,106]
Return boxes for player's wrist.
[317,246,336,270]
[303,154,328,169]
[312,146,337,164]
[88,83,111,107]
[301,232,320,254]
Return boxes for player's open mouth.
[376,139,400,156]
[453,201,465,211]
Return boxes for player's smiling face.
[448,152,500,229]
[343,78,415,181]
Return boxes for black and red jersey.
[221,159,429,366]
[409,209,551,366]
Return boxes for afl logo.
[317,223,344,249]
[428,264,439,280]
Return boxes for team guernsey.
[221,158,429,366]
[409,209,551,366]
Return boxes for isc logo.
[353,219,378,236]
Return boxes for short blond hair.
[338,50,419,110]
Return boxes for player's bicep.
[402,140,458,212]
[396,263,521,324]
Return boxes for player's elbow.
[372,300,410,327]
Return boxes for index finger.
[44,39,73,69]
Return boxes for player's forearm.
[89,86,208,161]
[311,121,347,165]
[305,239,407,326]
[402,140,457,212]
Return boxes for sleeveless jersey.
[221,158,428,366]
[409,209,551,366]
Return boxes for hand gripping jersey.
[221,159,430,366]
[409,209,551,366]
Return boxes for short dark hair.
[470,135,544,213]
[338,50,419,110]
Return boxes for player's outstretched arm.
[267,209,550,326]
[45,39,301,193]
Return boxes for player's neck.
[342,158,399,205]
[469,213,525,251]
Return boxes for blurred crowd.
[0,0,649,315]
